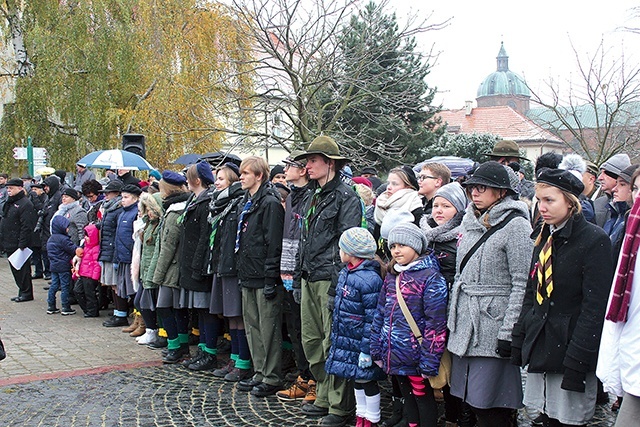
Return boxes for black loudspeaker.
[122,134,146,159]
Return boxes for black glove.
[561,368,586,393]
[327,295,335,312]
[292,289,302,304]
[263,283,277,301]
[510,346,523,367]
[496,340,512,358]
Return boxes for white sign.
[12,147,47,160]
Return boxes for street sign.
[12,146,47,160]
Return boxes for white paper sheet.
[8,248,33,270]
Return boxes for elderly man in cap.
[359,167,383,193]
[292,136,362,427]
[1,178,38,302]
[594,153,631,228]
[484,139,529,165]
[73,163,96,191]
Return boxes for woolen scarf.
[606,196,640,322]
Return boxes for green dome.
[476,43,530,98]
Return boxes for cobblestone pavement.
[0,260,617,426]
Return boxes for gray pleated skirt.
[115,263,134,297]
[138,287,159,311]
[156,285,181,309]
[100,261,117,286]
[450,355,523,409]
[179,288,211,309]
[210,275,242,317]
[524,371,597,425]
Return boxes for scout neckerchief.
[234,198,253,253]
[303,187,322,233]
[536,229,553,305]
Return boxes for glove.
[496,340,512,358]
[510,346,523,367]
[358,352,372,369]
[292,289,302,304]
[561,368,586,393]
[263,283,277,301]
[327,295,335,312]
[282,278,293,291]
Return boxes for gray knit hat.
[387,223,428,255]
[380,210,415,240]
[600,153,631,178]
[434,182,467,213]
[339,227,377,259]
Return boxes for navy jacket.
[98,197,122,263]
[113,203,138,264]
[325,259,386,381]
[46,216,77,273]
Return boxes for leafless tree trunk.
[0,0,34,78]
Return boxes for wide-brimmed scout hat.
[283,150,307,168]
[483,140,528,160]
[293,136,350,162]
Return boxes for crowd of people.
[0,136,638,427]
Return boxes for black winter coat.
[209,182,245,277]
[179,189,213,292]
[236,182,284,288]
[98,197,123,262]
[512,214,614,374]
[40,176,62,247]
[294,176,363,295]
[0,191,38,252]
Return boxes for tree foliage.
[421,132,498,163]
[0,0,254,172]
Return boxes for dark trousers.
[472,406,517,427]
[10,257,33,299]
[74,276,99,316]
[31,247,44,276]
[42,248,51,277]
[396,375,438,426]
[283,290,310,378]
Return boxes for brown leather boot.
[122,314,139,333]
[130,316,146,337]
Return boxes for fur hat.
[387,222,428,255]
[339,227,377,259]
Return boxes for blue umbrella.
[77,149,155,171]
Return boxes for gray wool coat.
[447,198,533,358]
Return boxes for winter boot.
[380,397,404,427]
[122,314,139,333]
[130,317,146,337]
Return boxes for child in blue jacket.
[46,216,78,315]
[325,227,385,427]
[370,222,448,427]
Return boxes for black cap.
[122,184,142,196]
[62,188,80,200]
[99,180,124,193]
[360,167,378,175]
[6,178,23,187]
[537,168,585,197]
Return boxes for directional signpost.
[13,137,47,176]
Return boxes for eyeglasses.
[418,175,437,182]
[466,184,488,194]
[284,162,305,170]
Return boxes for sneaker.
[276,376,309,401]
[303,379,317,404]
[163,346,190,364]
[181,347,205,367]
[188,352,217,371]
[47,307,60,315]
[224,367,253,382]
[137,329,158,345]
[213,359,235,378]
[61,307,76,316]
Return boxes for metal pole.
[27,136,34,177]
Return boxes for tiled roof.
[437,106,564,145]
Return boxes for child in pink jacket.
[74,223,102,317]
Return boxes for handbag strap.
[396,274,423,344]
[458,211,523,274]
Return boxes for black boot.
[380,396,405,427]
[188,352,217,371]
[458,401,477,427]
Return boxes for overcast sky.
[390,0,640,109]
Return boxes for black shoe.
[102,316,129,327]
[44,275,51,281]
[301,403,329,417]
[32,274,43,279]
[251,382,281,397]
[188,352,217,371]
[237,378,261,392]
[188,333,200,346]
[47,307,61,314]
[147,337,168,350]
[163,347,190,364]
[319,414,348,427]
[217,336,232,354]
[83,312,99,318]
[61,307,76,316]
[182,347,205,367]
[42,286,50,291]
[11,296,19,302]
[13,296,34,302]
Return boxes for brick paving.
[0,260,617,426]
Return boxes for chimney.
[465,101,473,116]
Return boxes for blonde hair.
[159,179,187,198]
[354,183,374,206]
[186,164,200,187]
[240,156,269,182]
[422,162,451,183]
[217,165,240,184]
[534,182,582,245]
[388,167,414,190]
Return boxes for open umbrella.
[172,153,201,165]
[200,152,242,167]
[77,149,155,171]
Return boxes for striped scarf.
[536,232,554,305]
[606,196,640,322]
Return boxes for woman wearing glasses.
[447,161,533,426]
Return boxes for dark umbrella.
[200,152,242,167]
[172,154,201,165]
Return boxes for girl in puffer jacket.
[74,223,102,317]
[325,227,385,427]
[370,222,448,427]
